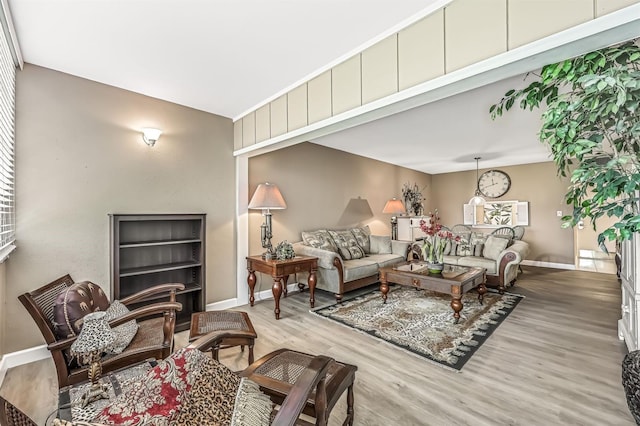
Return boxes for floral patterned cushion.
[53,281,110,339]
[301,230,338,253]
[94,348,272,426]
[349,226,371,253]
[328,230,365,260]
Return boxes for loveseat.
[293,226,411,302]
[411,233,530,293]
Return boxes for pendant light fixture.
[468,157,486,206]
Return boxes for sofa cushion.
[350,226,371,253]
[457,256,498,274]
[366,253,404,268]
[456,241,473,256]
[53,281,110,339]
[302,230,338,253]
[342,259,379,282]
[369,235,392,254]
[329,230,365,260]
[443,254,462,265]
[483,235,510,260]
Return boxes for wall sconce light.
[141,128,162,147]
[383,198,407,240]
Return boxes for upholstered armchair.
[19,274,184,388]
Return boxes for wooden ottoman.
[189,311,257,365]
[241,348,357,425]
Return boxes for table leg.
[247,269,256,307]
[272,276,283,320]
[451,296,463,324]
[282,275,289,297]
[380,278,389,304]
[477,282,487,305]
[308,267,317,308]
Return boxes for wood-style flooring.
[0,266,634,425]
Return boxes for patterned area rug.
[313,285,523,371]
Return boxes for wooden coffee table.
[379,261,486,323]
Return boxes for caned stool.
[241,348,357,425]
[189,311,257,365]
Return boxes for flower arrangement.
[419,210,459,267]
[275,240,295,260]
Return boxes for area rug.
[312,285,523,371]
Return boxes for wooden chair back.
[0,395,37,426]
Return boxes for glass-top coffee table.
[379,262,487,323]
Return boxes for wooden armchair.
[19,274,184,388]
[188,331,334,426]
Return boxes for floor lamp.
[383,198,406,240]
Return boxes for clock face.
[478,170,511,198]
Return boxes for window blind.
[0,18,15,255]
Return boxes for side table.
[246,255,318,320]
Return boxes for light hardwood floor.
[0,266,634,425]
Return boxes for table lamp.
[383,198,407,240]
[248,182,287,260]
[70,311,115,407]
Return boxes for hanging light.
[468,157,486,206]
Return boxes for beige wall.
[5,64,236,353]
[247,142,430,290]
[432,161,574,264]
[249,145,574,270]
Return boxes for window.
[0,5,18,259]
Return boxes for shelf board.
[121,282,202,303]
[120,238,201,248]
[120,261,202,277]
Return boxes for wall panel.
[362,35,398,104]
[509,0,594,49]
[242,111,256,147]
[445,0,507,72]
[596,0,639,16]
[255,104,270,142]
[398,10,445,90]
[332,55,362,115]
[233,119,242,150]
[270,95,288,137]
[288,84,308,131]
[308,71,332,124]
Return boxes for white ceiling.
[7,1,635,174]
[8,0,438,119]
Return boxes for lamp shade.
[248,183,287,210]
[382,198,406,214]
[70,311,115,364]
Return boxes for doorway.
[574,215,617,274]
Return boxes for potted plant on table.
[419,210,460,274]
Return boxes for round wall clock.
[478,170,511,198]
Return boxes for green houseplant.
[490,39,640,246]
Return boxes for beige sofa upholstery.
[411,235,530,293]
[293,228,411,302]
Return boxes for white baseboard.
[521,260,575,270]
[206,282,301,311]
[0,344,49,387]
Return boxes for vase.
[427,262,444,274]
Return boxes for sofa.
[410,233,530,293]
[293,226,411,302]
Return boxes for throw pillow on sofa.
[301,230,338,253]
[104,300,139,354]
[369,235,392,254]
[349,225,371,253]
[483,235,510,260]
[328,230,366,260]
